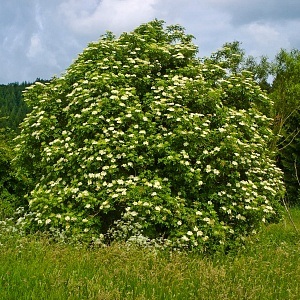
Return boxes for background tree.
[14,20,284,251]
[270,49,300,204]
[204,41,271,89]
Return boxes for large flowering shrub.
[14,20,284,251]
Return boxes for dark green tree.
[270,49,300,204]
[0,82,31,134]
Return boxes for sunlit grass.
[0,208,300,299]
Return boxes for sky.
[0,0,299,84]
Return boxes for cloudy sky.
[0,0,299,84]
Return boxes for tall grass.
[0,208,300,300]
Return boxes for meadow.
[0,207,300,300]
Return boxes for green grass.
[0,208,300,300]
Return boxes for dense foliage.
[0,129,27,218]
[271,49,300,204]
[0,82,33,218]
[14,20,284,251]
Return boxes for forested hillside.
[0,82,31,133]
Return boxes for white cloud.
[27,33,43,58]
[59,0,158,37]
[241,22,291,57]
[34,1,44,31]
[25,31,61,79]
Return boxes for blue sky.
[0,0,299,84]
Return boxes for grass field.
[0,208,300,300]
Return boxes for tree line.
[0,82,30,134]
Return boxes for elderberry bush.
[14,20,285,251]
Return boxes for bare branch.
[278,128,300,151]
